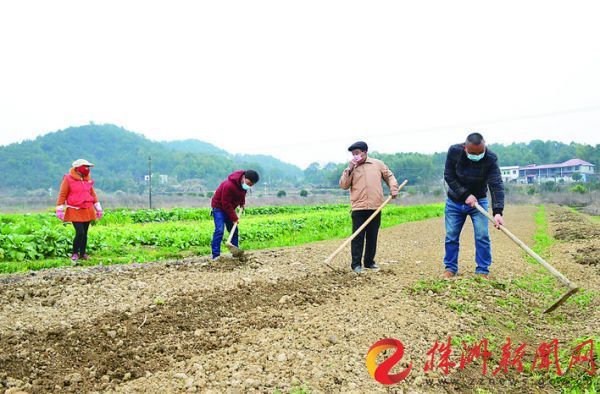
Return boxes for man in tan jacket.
[339,141,399,273]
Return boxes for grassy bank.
[408,205,599,393]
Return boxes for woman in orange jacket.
[55,159,103,263]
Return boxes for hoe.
[474,202,579,313]
[324,179,409,272]
[226,208,245,258]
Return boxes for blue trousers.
[211,208,238,258]
[443,198,492,275]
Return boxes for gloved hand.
[94,202,103,220]
[56,206,65,221]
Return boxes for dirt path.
[0,205,598,393]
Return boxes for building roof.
[520,158,594,171]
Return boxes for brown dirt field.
[0,205,598,393]
[550,208,600,273]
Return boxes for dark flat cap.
[348,141,368,152]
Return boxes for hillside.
[0,124,598,192]
[161,139,228,156]
[0,124,303,192]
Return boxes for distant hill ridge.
[0,123,597,191]
[0,123,302,192]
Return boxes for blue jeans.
[443,198,492,275]
[211,208,238,258]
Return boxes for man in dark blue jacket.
[443,133,505,279]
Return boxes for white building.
[500,166,520,183]
[500,159,596,183]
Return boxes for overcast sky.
[1,1,599,168]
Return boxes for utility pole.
[148,156,152,209]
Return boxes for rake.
[474,202,579,313]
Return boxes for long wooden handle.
[324,179,408,265]
[474,203,576,289]
[227,208,244,244]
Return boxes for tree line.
[302,140,600,187]
[0,124,597,192]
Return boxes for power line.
[259,105,600,150]
[375,105,600,139]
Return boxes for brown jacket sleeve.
[56,176,69,206]
[381,162,399,194]
[339,167,353,190]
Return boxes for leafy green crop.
[0,203,444,273]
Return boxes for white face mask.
[242,182,251,191]
[466,149,486,162]
[353,154,363,162]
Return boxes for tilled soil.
[0,205,598,393]
[549,208,600,272]
[552,208,600,242]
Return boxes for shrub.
[571,184,588,194]
[541,181,557,192]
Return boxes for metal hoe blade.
[544,286,579,314]
[227,243,244,258]
[226,208,245,258]
[474,203,580,314]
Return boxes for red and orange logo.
[366,338,412,385]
